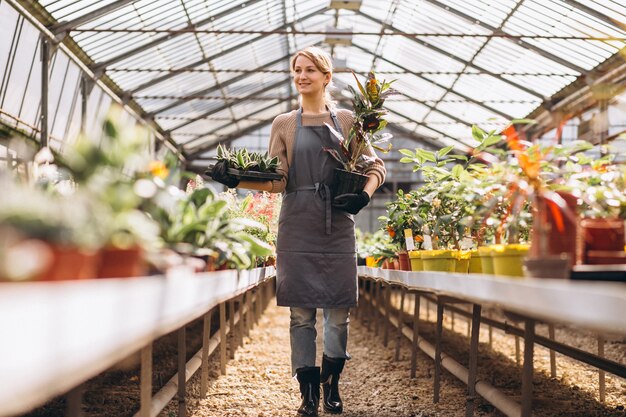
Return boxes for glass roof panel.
[437,92,510,126]
[39,0,111,21]
[428,0,519,28]
[392,1,496,35]
[27,0,626,157]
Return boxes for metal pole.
[40,37,50,148]
[139,343,153,417]
[466,304,482,417]
[239,293,245,347]
[177,327,186,417]
[395,287,406,361]
[548,324,557,378]
[229,299,236,359]
[374,282,381,336]
[383,285,391,346]
[66,384,83,417]
[598,335,606,402]
[434,299,444,403]
[219,302,227,375]
[200,312,211,395]
[80,76,87,134]
[410,293,420,379]
[521,319,535,417]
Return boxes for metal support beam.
[177,326,186,417]
[395,287,406,361]
[40,36,50,148]
[139,343,152,417]
[548,324,557,378]
[66,384,83,417]
[521,319,535,417]
[200,311,211,396]
[410,292,420,379]
[91,0,267,72]
[466,304,482,417]
[434,299,444,403]
[51,0,137,37]
[219,302,227,375]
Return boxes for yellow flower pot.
[455,251,471,273]
[478,246,497,274]
[468,249,482,273]
[491,244,530,277]
[408,250,422,271]
[421,250,457,272]
[365,256,376,267]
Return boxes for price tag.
[423,234,433,250]
[404,229,415,250]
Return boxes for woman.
[211,46,385,416]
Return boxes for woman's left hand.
[332,191,370,214]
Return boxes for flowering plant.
[324,71,397,173]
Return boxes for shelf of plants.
[371,121,625,280]
[0,267,275,417]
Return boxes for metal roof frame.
[7,0,626,164]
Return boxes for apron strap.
[287,183,333,235]
[296,108,303,127]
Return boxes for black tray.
[570,264,626,283]
[205,164,282,181]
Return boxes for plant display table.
[0,267,274,417]
[356,267,626,417]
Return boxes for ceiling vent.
[329,0,362,10]
[325,26,353,46]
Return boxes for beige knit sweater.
[267,108,386,193]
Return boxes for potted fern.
[324,71,397,195]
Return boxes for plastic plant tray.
[205,164,282,181]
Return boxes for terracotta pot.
[36,245,99,281]
[531,192,579,265]
[97,246,146,278]
[397,252,411,271]
[580,218,624,255]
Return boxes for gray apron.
[275,109,357,308]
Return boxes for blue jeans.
[290,307,351,375]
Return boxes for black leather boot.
[321,355,346,414]
[296,366,320,416]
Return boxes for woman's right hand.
[209,160,240,188]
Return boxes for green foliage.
[324,71,398,172]
[215,144,280,172]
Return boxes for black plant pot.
[333,168,369,196]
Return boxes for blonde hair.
[290,46,336,110]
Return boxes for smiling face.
[292,55,331,97]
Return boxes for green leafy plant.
[215,144,280,172]
[324,71,398,173]
[154,187,273,269]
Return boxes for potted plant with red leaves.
[324,71,398,195]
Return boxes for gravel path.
[176,301,489,417]
[171,296,625,417]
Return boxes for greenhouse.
[0,0,625,416]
